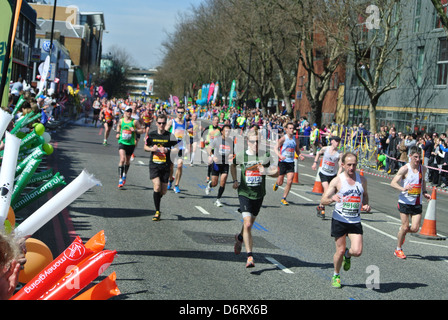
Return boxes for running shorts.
[331,218,363,238]
[238,195,263,217]
[319,172,337,184]
[397,203,422,215]
[279,162,295,175]
[118,143,135,156]
[150,164,170,183]
[211,163,229,176]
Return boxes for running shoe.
[316,205,325,218]
[174,185,180,193]
[103,141,108,146]
[320,207,325,219]
[331,275,342,288]
[281,198,289,206]
[167,180,173,190]
[214,199,223,207]
[118,179,124,188]
[152,211,161,221]
[394,249,406,259]
[122,176,126,186]
[316,205,323,218]
[205,181,211,195]
[246,256,255,268]
[342,253,351,271]
[273,183,278,191]
[130,153,135,161]
[234,234,242,255]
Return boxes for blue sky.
[57,0,204,68]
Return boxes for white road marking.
[196,206,210,215]
[279,187,313,202]
[265,256,294,274]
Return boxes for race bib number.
[219,144,231,156]
[153,151,166,164]
[174,129,184,140]
[322,160,336,173]
[407,184,421,197]
[341,196,361,217]
[283,147,294,159]
[245,169,262,187]
[122,129,132,140]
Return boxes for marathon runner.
[144,113,178,221]
[273,122,304,205]
[130,102,142,161]
[312,136,342,218]
[116,105,144,188]
[203,116,221,183]
[141,103,153,141]
[112,99,122,131]
[165,105,189,193]
[188,112,200,166]
[320,152,370,288]
[205,124,234,207]
[231,129,277,268]
[390,146,431,259]
[92,97,101,127]
[99,100,114,145]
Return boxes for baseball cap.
[125,106,132,112]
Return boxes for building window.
[416,46,424,87]
[414,0,421,32]
[437,38,448,85]
[396,49,402,87]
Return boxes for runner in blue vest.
[273,122,304,205]
[165,105,189,193]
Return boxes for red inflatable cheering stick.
[37,250,117,300]
[10,236,93,300]
[73,272,120,300]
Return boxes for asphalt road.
[18,117,448,306]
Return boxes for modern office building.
[344,0,448,134]
[30,1,105,88]
[126,67,157,100]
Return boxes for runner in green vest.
[230,129,278,268]
[116,106,144,188]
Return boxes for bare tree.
[349,0,402,134]
[101,45,133,98]
[283,0,349,126]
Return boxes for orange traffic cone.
[359,169,364,176]
[413,187,446,240]
[293,156,299,184]
[307,159,323,195]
